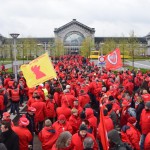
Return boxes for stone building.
[54,19,95,54]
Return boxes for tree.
[101,38,117,55]
[54,39,65,59]
[128,31,139,69]
[118,36,129,66]
[80,37,94,58]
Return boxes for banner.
[98,105,109,150]
[20,53,57,88]
[105,48,122,70]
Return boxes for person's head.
[58,114,66,124]
[2,112,11,121]
[83,137,94,149]
[73,100,79,107]
[1,120,12,132]
[32,91,40,99]
[44,119,52,127]
[27,107,36,115]
[56,131,72,148]
[19,115,29,127]
[79,124,87,138]
[128,117,137,126]
[71,108,78,116]
[145,102,150,111]
[108,129,122,145]
[105,103,113,112]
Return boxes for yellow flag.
[20,53,57,88]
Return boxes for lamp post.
[10,33,19,81]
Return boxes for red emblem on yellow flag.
[20,53,57,88]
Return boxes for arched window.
[64,31,84,46]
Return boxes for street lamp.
[10,33,19,81]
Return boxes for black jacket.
[1,129,19,150]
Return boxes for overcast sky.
[0,0,150,38]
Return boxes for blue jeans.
[140,134,146,150]
[11,101,19,115]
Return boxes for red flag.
[105,48,122,70]
[98,105,109,150]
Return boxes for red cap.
[19,115,29,127]
[128,117,136,124]
[27,107,36,112]
[58,114,66,120]
[3,112,10,117]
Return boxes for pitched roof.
[54,19,95,33]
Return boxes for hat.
[19,115,29,127]
[58,114,66,120]
[128,117,136,124]
[66,85,71,89]
[145,102,150,109]
[3,112,10,117]
[79,124,87,131]
[28,107,36,112]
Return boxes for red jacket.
[45,99,56,118]
[125,123,141,150]
[78,93,90,108]
[0,94,5,111]
[12,126,32,150]
[144,132,150,150]
[38,126,58,150]
[11,89,20,102]
[61,93,75,108]
[56,103,71,120]
[141,93,150,103]
[69,115,81,134]
[103,116,114,133]
[52,121,72,135]
[71,132,98,150]
[31,100,47,122]
[85,108,97,137]
[140,109,150,134]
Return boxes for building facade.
[54,19,95,54]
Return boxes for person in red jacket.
[144,132,150,150]
[56,100,71,120]
[45,94,56,123]
[98,109,114,134]
[73,99,83,116]
[71,124,98,150]
[141,89,150,104]
[85,108,97,137]
[121,117,140,150]
[38,119,58,150]
[61,89,75,108]
[78,90,90,108]
[12,115,32,150]
[139,102,150,150]
[69,108,81,134]
[53,114,73,135]
[0,88,5,118]
[31,94,47,134]
[9,82,20,115]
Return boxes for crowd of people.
[0,55,150,150]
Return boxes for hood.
[85,108,94,118]
[108,129,122,145]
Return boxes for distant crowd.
[0,55,150,150]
